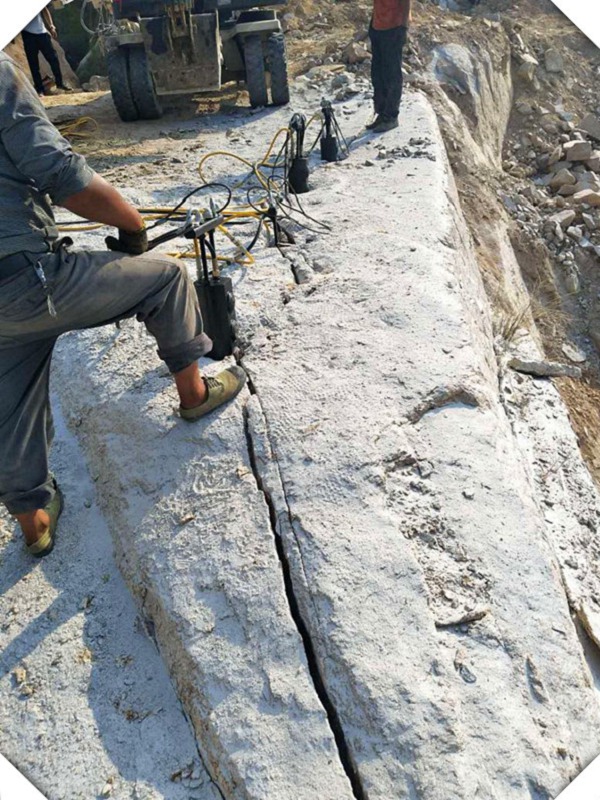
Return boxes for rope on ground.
[58,117,99,141]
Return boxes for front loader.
[85,0,290,121]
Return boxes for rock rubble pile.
[502,113,600,293]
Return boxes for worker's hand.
[105,226,148,255]
[49,25,58,40]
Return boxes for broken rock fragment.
[518,53,539,82]
[544,48,564,73]
[579,113,600,141]
[582,212,597,231]
[548,145,562,166]
[343,42,370,65]
[561,343,587,364]
[546,209,576,229]
[508,358,582,379]
[563,140,593,162]
[574,189,600,207]
[548,168,576,190]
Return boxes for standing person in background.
[367,0,412,133]
[22,5,71,96]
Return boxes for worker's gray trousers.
[0,247,212,515]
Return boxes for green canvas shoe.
[180,366,247,422]
[373,116,399,133]
[366,114,383,130]
[27,481,64,558]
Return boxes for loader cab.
[105,0,289,121]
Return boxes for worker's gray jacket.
[0,54,94,259]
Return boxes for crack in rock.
[525,657,549,705]
[241,393,366,800]
[138,591,228,800]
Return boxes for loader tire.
[267,33,289,106]
[107,47,139,122]
[128,46,163,120]
[243,35,268,109]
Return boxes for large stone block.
[52,93,600,800]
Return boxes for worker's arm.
[42,6,57,39]
[61,174,148,253]
[61,175,144,233]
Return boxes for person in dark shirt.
[368,0,412,132]
[21,5,70,96]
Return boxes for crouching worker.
[0,54,246,558]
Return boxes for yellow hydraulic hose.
[56,118,318,258]
[58,116,99,141]
[197,127,291,190]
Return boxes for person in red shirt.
[367,0,412,132]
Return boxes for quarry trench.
[4,54,600,799]
[425,20,600,703]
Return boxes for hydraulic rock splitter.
[148,206,237,360]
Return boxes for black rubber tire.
[267,33,290,106]
[106,48,139,122]
[128,46,163,120]
[243,35,268,109]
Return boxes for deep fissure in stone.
[240,381,366,800]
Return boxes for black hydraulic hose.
[246,216,265,252]
[147,223,191,250]
[145,182,233,230]
[307,120,325,156]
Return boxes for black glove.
[105,226,148,255]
